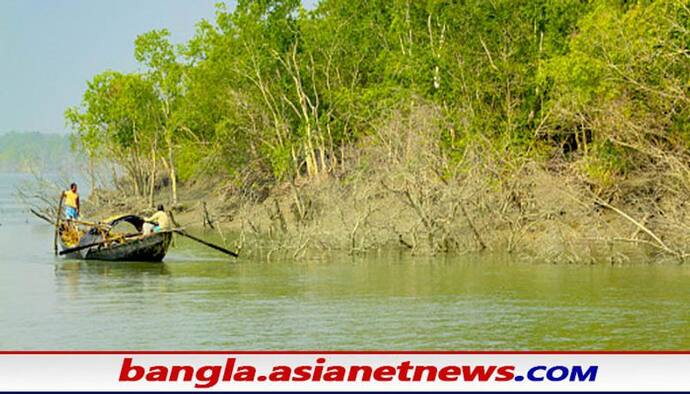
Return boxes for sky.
[0,0,314,135]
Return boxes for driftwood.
[30,209,54,224]
[592,196,678,257]
[30,208,110,230]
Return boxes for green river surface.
[1,173,689,350]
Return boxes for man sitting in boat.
[62,183,80,220]
[143,204,171,235]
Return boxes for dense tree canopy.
[66,0,690,202]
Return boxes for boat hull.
[60,232,172,262]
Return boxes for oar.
[174,230,239,258]
[58,239,111,256]
[53,193,64,255]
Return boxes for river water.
[1,172,689,350]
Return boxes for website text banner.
[0,352,689,392]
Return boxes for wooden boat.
[58,215,172,262]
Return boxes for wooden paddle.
[174,230,239,258]
[53,193,64,255]
[58,238,111,256]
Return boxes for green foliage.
[543,0,690,176]
[66,71,161,154]
[66,0,690,191]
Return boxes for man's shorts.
[65,206,78,220]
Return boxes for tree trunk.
[167,137,178,205]
[148,146,156,208]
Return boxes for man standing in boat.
[143,204,171,235]
[62,183,80,220]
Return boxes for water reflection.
[54,261,172,300]
[56,260,171,279]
